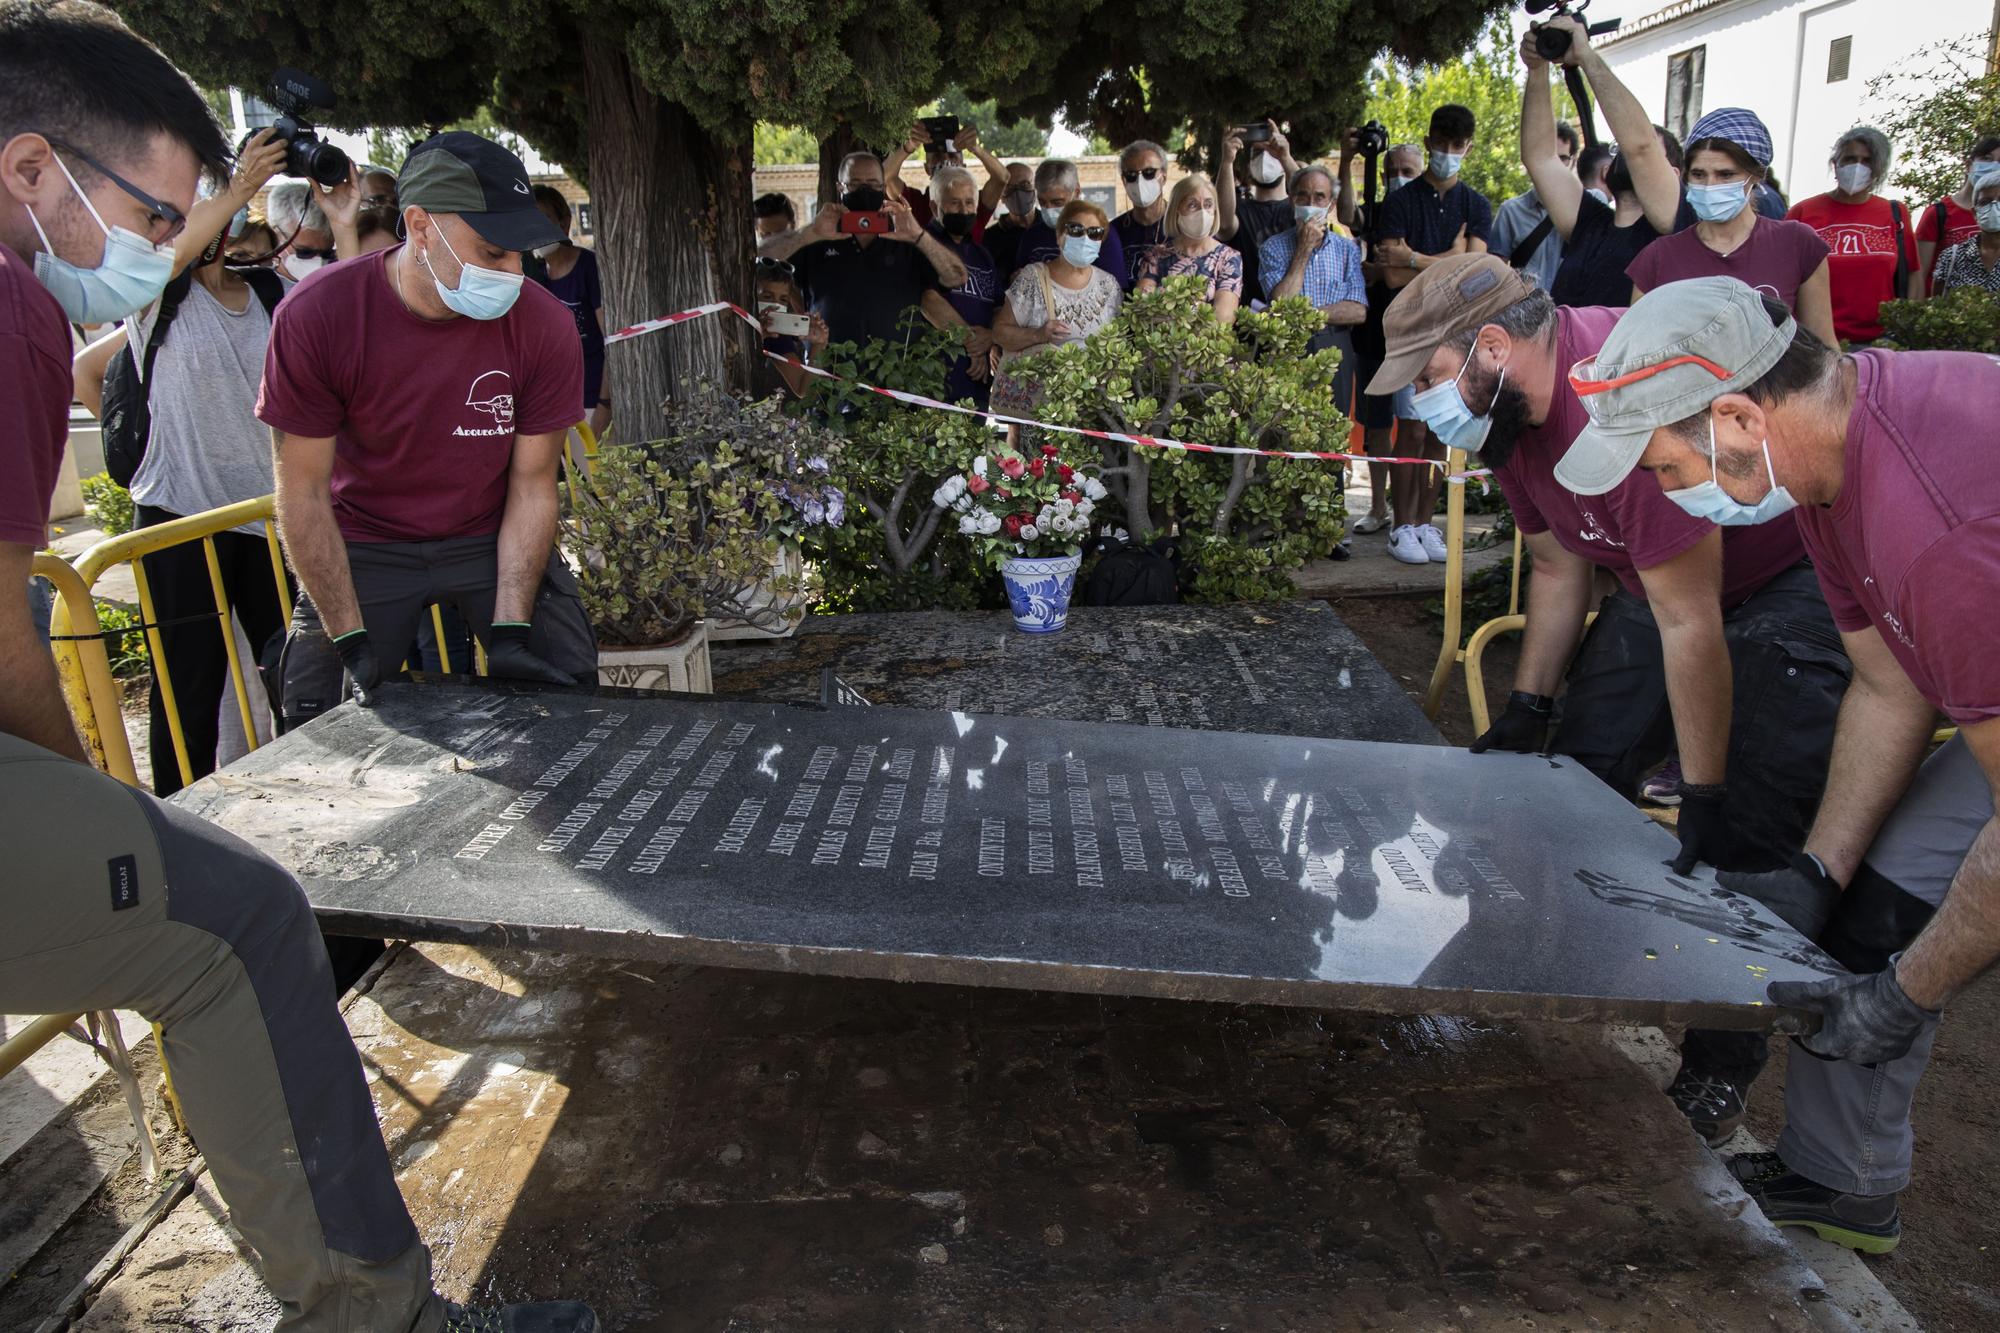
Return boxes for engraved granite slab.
[713,602,1438,744]
[176,682,1833,1029]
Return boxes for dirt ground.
[1329,590,2000,1333]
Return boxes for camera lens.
[296,137,351,188]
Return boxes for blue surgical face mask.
[1429,150,1464,180]
[1687,180,1750,223]
[1293,203,1327,224]
[1384,174,1412,194]
[1060,235,1101,267]
[422,217,524,320]
[1665,418,1799,526]
[1039,204,1064,228]
[1409,344,1505,453]
[25,151,175,324]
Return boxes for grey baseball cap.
[1554,277,1798,496]
[398,131,562,252]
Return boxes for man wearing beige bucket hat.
[1369,253,1849,1151]
[1556,273,2000,1254]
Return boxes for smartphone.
[838,210,890,235]
[1239,123,1274,144]
[921,114,960,146]
[764,310,811,338]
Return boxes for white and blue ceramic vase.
[1000,553,1082,634]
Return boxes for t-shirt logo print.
[458,370,516,438]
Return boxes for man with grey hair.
[1787,125,1916,344]
[758,148,967,348]
[1111,138,1170,289]
[1555,275,2000,1253]
[1009,157,1127,284]
[1372,256,1849,1148]
[918,162,1002,406]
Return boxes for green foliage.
[561,395,821,646]
[80,473,134,537]
[1364,15,1571,206]
[365,107,529,173]
[1014,276,1349,602]
[1870,33,2000,203]
[1877,286,2000,353]
[755,123,822,167]
[923,86,1048,158]
[92,601,151,678]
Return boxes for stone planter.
[1000,553,1083,634]
[595,621,713,694]
[707,546,806,642]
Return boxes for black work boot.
[1728,1151,1902,1255]
[1665,1063,1748,1147]
[440,1300,599,1333]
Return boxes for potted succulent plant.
[932,441,1106,633]
[563,394,837,689]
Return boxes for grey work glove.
[1718,852,1842,939]
[1768,955,1939,1066]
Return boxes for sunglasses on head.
[1062,223,1108,240]
[1121,167,1163,182]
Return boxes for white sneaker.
[1387,525,1430,564]
[1352,512,1390,535]
[1417,523,1448,561]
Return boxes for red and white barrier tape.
[604,299,1493,482]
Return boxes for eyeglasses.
[291,246,338,261]
[1120,167,1163,183]
[1062,224,1108,240]
[39,135,187,242]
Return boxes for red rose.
[1040,443,1060,457]
[1003,513,1025,536]
[1061,488,1083,503]
[1000,455,1027,479]
[1029,458,1046,478]
[967,474,990,494]
[1058,464,1074,482]
[995,486,1012,499]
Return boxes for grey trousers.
[0,733,442,1332]
[1779,735,1993,1196]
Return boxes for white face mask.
[1247,152,1284,187]
[1128,174,1162,208]
[1978,201,2000,233]
[1177,205,1213,240]
[1835,163,1873,194]
[284,253,326,280]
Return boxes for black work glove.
[1718,852,1842,940]
[1470,691,1553,754]
[331,629,382,708]
[1769,956,1939,1065]
[484,621,576,686]
[1670,781,1735,876]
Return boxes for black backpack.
[1082,535,1182,606]
[101,266,286,487]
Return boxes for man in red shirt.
[1558,275,2000,1255]
[261,132,594,723]
[1786,127,1919,344]
[1369,255,1848,1147]
[0,3,594,1328]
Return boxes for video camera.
[253,68,350,187]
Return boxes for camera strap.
[1565,66,1601,150]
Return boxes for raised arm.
[1557,17,1683,234]
[1517,36,1583,239]
[960,127,1007,211]
[759,205,842,263]
[71,327,123,418]
[1217,128,1245,241]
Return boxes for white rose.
[959,515,981,535]
[978,510,1003,535]
[1083,477,1108,501]
[1053,499,1074,517]
[1021,523,1040,541]
[972,456,988,477]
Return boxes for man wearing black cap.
[262,131,595,723]
[1367,254,1849,1146]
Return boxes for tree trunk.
[584,36,757,443]
[817,122,859,209]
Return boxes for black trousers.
[1551,562,1852,1083]
[135,504,290,797]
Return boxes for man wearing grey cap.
[1368,253,1848,1148]
[1557,274,2000,1254]
[261,131,596,726]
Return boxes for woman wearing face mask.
[1627,108,1837,349]
[1929,174,2000,296]
[1916,137,2000,296]
[1134,174,1242,323]
[990,199,1124,439]
[1014,158,1127,289]
[529,185,610,437]
[1787,128,1917,345]
[918,165,1003,407]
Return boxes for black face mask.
[940,212,975,239]
[841,185,887,212]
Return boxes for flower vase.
[1000,553,1083,634]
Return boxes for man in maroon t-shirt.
[1370,256,1849,1146]
[260,131,592,724]
[1559,275,2000,1256]
[0,5,594,1329]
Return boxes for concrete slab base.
[68,945,1908,1331]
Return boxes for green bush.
[92,601,150,677]
[1877,287,2000,354]
[80,472,134,537]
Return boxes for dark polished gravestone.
[175,681,1835,1030]
[713,601,1439,744]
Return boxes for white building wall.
[1590,0,1991,198]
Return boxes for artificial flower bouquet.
[931,442,1110,569]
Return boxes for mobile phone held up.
[838,210,891,235]
[1239,123,1274,145]
[921,114,960,147]
[764,310,811,338]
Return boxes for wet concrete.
[79,943,1858,1330]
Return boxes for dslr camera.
[1526,0,1619,61]
[1354,120,1388,159]
[257,68,350,187]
